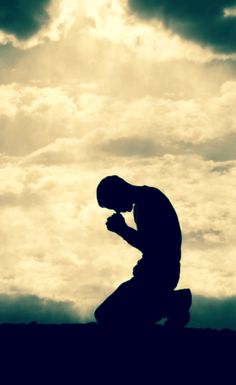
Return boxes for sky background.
[0,0,236,328]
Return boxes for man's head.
[97,175,134,212]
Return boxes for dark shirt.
[132,186,181,286]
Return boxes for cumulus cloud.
[192,133,236,161]
[0,84,80,155]
[189,295,236,330]
[102,134,236,161]
[0,151,235,306]
[0,76,236,309]
[0,293,82,323]
[0,0,51,39]
[0,160,139,315]
[102,137,164,157]
[129,0,236,53]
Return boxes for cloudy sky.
[0,0,236,328]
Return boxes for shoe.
[164,289,192,329]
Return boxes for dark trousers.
[94,268,180,326]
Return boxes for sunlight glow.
[83,0,226,62]
[224,7,236,17]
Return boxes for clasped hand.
[106,212,126,234]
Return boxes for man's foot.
[164,289,192,329]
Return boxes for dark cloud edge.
[0,293,83,324]
[129,0,236,54]
[0,0,52,40]
[102,135,236,162]
[0,292,235,331]
[188,294,236,330]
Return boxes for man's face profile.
[97,176,133,213]
[101,193,133,213]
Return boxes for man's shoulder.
[137,185,174,211]
[141,185,167,199]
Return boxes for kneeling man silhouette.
[94,176,192,328]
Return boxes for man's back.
[133,186,182,285]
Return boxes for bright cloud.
[0,150,235,317]
[84,0,226,62]
[2,80,236,157]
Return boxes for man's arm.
[117,225,143,251]
[106,213,143,251]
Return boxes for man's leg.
[95,278,168,326]
[94,279,140,326]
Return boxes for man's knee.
[94,296,116,324]
[94,303,104,323]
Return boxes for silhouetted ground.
[0,323,235,384]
